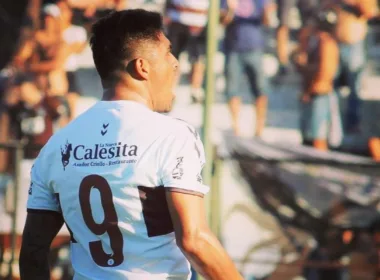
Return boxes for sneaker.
[190,88,204,104]
[272,64,290,84]
[278,64,290,76]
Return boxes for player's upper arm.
[20,211,64,279]
[20,143,63,278]
[166,191,210,252]
[21,212,64,249]
[159,122,210,246]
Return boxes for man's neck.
[102,86,153,110]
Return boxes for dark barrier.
[220,135,380,279]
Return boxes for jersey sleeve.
[27,148,60,213]
[159,124,209,196]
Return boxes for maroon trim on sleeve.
[165,187,204,198]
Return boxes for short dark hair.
[90,9,163,81]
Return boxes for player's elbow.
[177,235,199,255]
[176,228,212,256]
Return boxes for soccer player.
[19,9,243,280]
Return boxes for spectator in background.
[222,0,272,137]
[66,0,127,15]
[57,0,88,120]
[295,9,341,151]
[66,0,127,32]
[28,4,71,123]
[0,35,37,174]
[164,0,209,103]
[276,0,318,77]
[327,0,378,133]
[30,4,67,95]
[0,32,69,169]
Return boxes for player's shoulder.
[38,123,71,158]
[153,113,199,139]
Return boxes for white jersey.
[27,100,209,280]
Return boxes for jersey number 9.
[79,174,124,267]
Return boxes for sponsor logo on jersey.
[61,141,138,168]
[73,142,138,160]
[61,140,72,170]
[172,157,184,179]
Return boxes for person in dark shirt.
[276,0,318,76]
[222,0,272,137]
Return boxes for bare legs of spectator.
[228,95,267,137]
[313,139,328,151]
[255,95,267,137]
[276,25,289,75]
[190,60,205,103]
[228,96,241,136]
[369,137,380,162]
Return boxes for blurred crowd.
[0,0,380,176]
[0,0,126,174]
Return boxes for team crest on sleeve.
[61,140,72,171]
[172,157,184,180]
[196,173,203,184]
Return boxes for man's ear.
[129,58,150,81]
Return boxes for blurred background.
[1,0,380,279]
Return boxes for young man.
[164,0,209,103]
[297,9,341,151]
[57,0,88,120]
[31,4,70,97]
[19,9,243,280]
